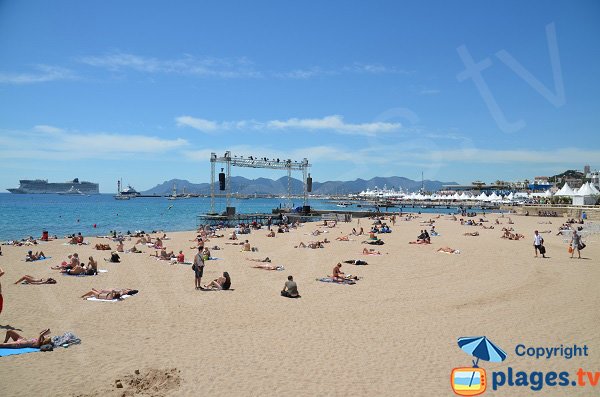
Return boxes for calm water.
[0,194,471,240]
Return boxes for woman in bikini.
[0,328,51,348]
[80,288,138,300]
[14,275,57,285]
[203,272,231,290]
[251,264,284,271]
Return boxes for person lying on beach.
[14,275,57,284]
[62,263,86,275]
[363,239,384,245]
[295,241,324,249]
[463,231,480,236]
[281,275,300,298]
[437,247,460,254]
[481,225,495,229]
[362,248,381,255]
[332,263,358,282]
[135,235,150,245]
[80,288,138,300]
[245,257,271,263]
[25,251,46,261]
[343,259,368,265]
[0,329,51,349]
[266,230,276,237]
[95,243,112,250]
[203,272,231,290]
[408,239,430,244]
[252,264,284,271]
[336,235,350,241]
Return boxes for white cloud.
[274,67,336,79]
[0,126,187,161]
[176,115,401,136]
[33,125,64,133]
[422,148,600,164]
[79,52,262,78]
[0,65,76,84]
[343,62,413,75]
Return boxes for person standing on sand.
[533,230,545,258]
[193,247,205,289]
[0,266,4,315]
[570,230,582,259]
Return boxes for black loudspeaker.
[226,207,236,216]
[303,205,311,214]
[219,172,225,190]
[306,177,312,192]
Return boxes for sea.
[0,194,479,241]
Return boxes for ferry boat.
[7,178,99,194]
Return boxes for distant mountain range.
[142,176,458,195]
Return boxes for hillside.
[142,176,457,195]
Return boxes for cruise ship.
[7,178,99,194]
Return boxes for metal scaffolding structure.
[209,151,311,214]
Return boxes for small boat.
[114,194,130,200]
[114,179,140,199]
[168,183,178,200]
[336,201,352,207]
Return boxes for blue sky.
[0,0,599,192]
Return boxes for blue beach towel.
[0,347,40,357]
[24,256,51,262]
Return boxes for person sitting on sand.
[336,235,350,241]
[266,230,276,237]
[229,231,238,240]
[203,272,231,290]
[176,250,185,263]
[25,250,46,262]
[86,256,98,275]
[281,275,300,298]
[109,252,120,263]
[116,241,124,252]
[332,263,358,282]
[252,264,284,271]
[95,243,111,250]
[362,248,381,255]
[81,288,138,300]
[135,235,149,245]
[0,329,51,349]
[463,231,479,236]
[14,275,57,284]
[129,245,141,253]
[242,240,251,252]
[153,237,163,249]
[247,257,271,263]
[357,227,364,235]
[437,247,460,254]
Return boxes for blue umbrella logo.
[457,336,507,387]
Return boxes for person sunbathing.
[25,251,46,261]
[95,243,112,250]
[153,238,163,249]
[362,248,381,255]
[128,245,141,253]
[251,264,284,271]
[152,248,174,260]
[135,236,149,245]
[116,241,124,252]
[245,257,271,263]
[81,288,138,300]
[62,264,86,275]
[242,240,251,251]
[266,230,276,237]
[408,239,430,244]
[336,235,350,241]
[463,231,479,236]
[437,247,460,254]
[203,272,231,290]
[0,329,51,349]
[14,275,57,284]
[229,231,238,240]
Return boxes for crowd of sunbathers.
[50,253,99,275]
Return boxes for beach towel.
[86,294,133,302]
[25,256,51,262]
[0,347,40,357]
[316,277,356,285]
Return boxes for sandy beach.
[0,213,598,396]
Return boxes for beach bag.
[568,246,573,254]
[539,245,546,255]
[578,242,586,251]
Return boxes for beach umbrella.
[458,336,507,386]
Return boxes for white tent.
[572,182,599,206]
[589,182,600,195]
[555,183,575,197]
[476,192,488,201]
